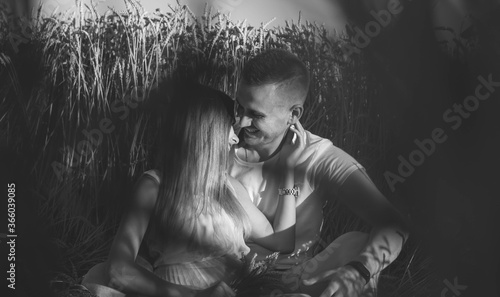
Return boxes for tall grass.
[0,1,433,295]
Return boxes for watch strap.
[345,261,371,285]
[278,186,300,198]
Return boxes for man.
[229,49,409,297]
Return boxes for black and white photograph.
[0,0,499,296]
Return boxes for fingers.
[303,270,343,297]
[294,120,306,135]
[302,269,338,285]
[319,281,341,297]
[287,125,296,140]
[288,125,298,145]
[319,282,344,297]
[289,123,305,147]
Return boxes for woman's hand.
[279,121,306,169]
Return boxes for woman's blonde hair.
[153,83,250,252]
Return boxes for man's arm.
[303,168,409,297]
[337,168,409,276]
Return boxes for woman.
[82,83,306,297]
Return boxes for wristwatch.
[278,186,300,198]
[345,261,371,285]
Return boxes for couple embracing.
[82,49,408,297]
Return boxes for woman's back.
[141,169,250,289]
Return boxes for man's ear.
[287,105,303,125]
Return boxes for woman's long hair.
[153,82,250,252]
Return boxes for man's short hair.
[242,49,310,104]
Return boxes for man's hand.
[302,265,366,297]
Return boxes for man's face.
[235,83,291,151]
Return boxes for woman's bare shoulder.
[132,171,160,210]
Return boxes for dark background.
[1,0,500,297]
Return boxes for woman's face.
[228,126,239,150]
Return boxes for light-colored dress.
[82,169,251,296]
[140,169,250,290]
